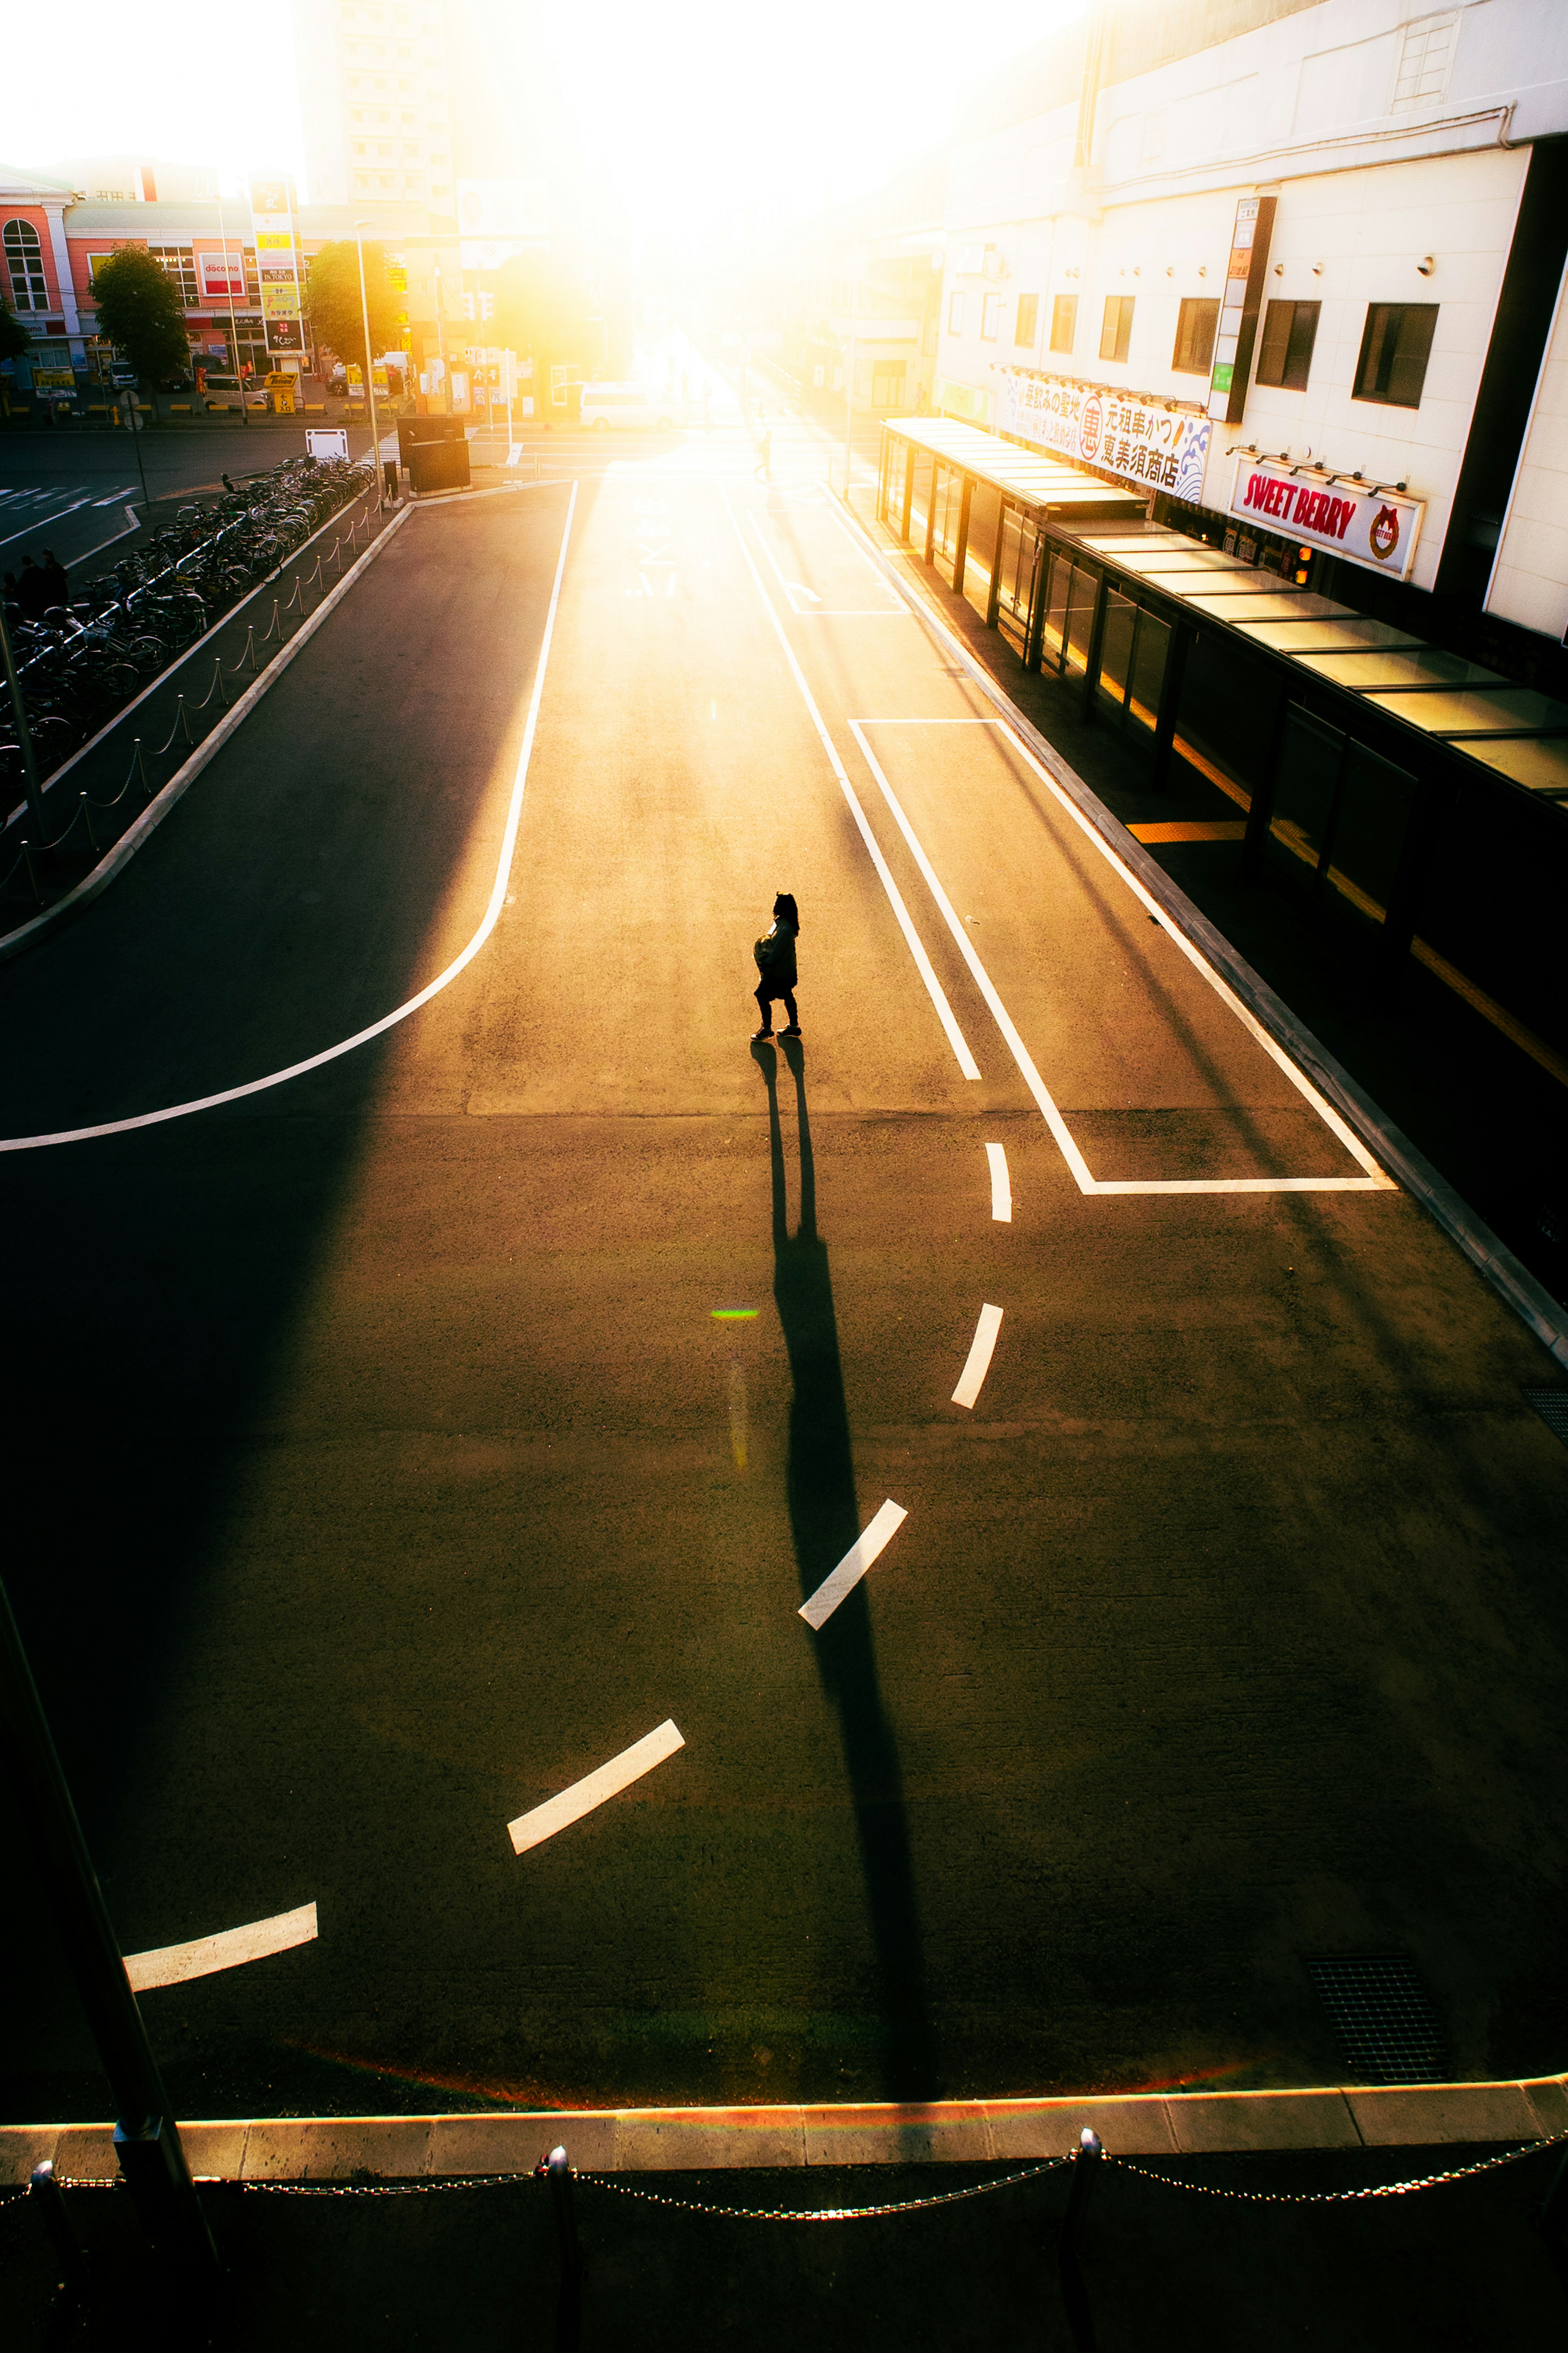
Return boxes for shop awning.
[885,416,1146,522]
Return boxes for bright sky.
[0,0,1085,241]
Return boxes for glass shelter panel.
[963,481,1001,618]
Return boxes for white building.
[291,0,458,212]
[935,0,1568,634]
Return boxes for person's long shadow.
[755,1035,939,2101]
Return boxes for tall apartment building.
[290,0,540,217]
[291,0,459,212]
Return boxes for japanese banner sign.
[995,371,1210,503]
[1228,456,1424,580]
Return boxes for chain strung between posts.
[572,2159,1067,2221]
[1109,2130,1568,2205]
[8,2131,1561,2217]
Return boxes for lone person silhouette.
[755,429,772,481]
[752,892,800,1039]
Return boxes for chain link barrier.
[4,2132,1560,2224]
[1107,2128,1568,2206]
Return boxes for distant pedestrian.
[751,892,800,1040]
[755,430,772,481]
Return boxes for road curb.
[4,2076,1565,2181]
[0,502,412,965]
[832,493,1568,1376]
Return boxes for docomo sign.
[1228,456,1424,581]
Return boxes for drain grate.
[1523,1389,1568,1448]
[1307,1955,1446,2084]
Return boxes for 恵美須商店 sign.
[996,371,1211,502]
[1229,456,1424,580]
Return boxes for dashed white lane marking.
[509,1721,685,1854]
[721,487,980,1081]
[799,1501,909,1630]
[0,484,579,1154]
[124,1901,318,1992]
[952,1304,1004,1410]
[986,1142,1011,1221]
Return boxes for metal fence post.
[29,2160,87,2301]
[535,2143,582,2353]
[1058,2128,1102,2352]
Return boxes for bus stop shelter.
[875,415,1568,1090]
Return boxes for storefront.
[877,415,1568,1073]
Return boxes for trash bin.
[407,438,470,494]
[399,413,470,496]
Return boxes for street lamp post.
[352,221,385,502]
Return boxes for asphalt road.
[2,429,1566,2127]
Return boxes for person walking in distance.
[751,893,800,1040]
[755,428,772,482]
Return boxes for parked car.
[579,382,679,431]
[202,373,270,413]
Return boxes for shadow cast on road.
[754,1035,939,2101]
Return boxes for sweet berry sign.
[1228,455,1424,580]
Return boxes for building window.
[1171,297,1219,375]
[1354,302,1438,408]
[1050,294,1077,354]
[1256,299,1320,390]
[1100,294,1134,364]
[1392,12,1457,112]
[3,217,49,311]
[148,245,200,305]
[355,172,372,190]
[981,291,1003,340]
[1015,293,1038,347]
[947,290,964,335]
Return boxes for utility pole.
[843,254,859,503]
[352,222,384,499]
[0,1577,219,2288]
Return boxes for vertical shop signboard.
[249,177,306,361]
[1206,195,1276,427]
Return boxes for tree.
[490,251,597,419]
[0,289,28,366]
[89,249,189,389]
[305,242,401,378]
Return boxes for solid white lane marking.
[124,1901,318,1992]
[722,489,980,1080]
[952,1303,1004,1410]
[799,1501,908,1630]
[849,719,1094,1186]
[986,1142,1011,1221]
[0,485,579,1153]
[821,502,1395,1192]
[851,722,1389,1197]
[508,1721,684,1854]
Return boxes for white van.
[579,382,679,432]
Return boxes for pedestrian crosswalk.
[0,482,138,551]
